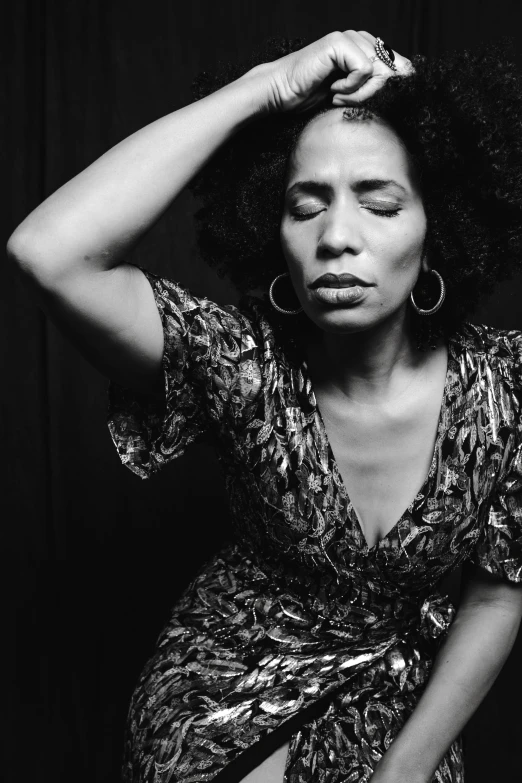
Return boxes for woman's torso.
[110,276,522,782]
[307,339,449,549]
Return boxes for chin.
[305,306,380,335]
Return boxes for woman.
[7,29,522,783]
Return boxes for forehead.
[288,110,416,188]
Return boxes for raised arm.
[6,31,408,397]
[5,69,273,396]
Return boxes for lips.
[309,272,372,289]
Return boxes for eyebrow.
[286,178,409,197]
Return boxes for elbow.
[6,230,27,262]
[6,228,40,270]
[458,583,522,631]
[461,563,522,610]
[6,226,69,283]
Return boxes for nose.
[318,201,364,258]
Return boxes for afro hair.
[188,36,522,350]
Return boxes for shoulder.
[137,266,263,340]
[453,321,522,367]
[452,324,522,453]
[451,323,522,416]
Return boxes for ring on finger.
[372,37,398,72]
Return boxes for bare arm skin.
[370,567,522,783]
[6,31,409,398]
[6,70,272,396]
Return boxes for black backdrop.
[4,1,522,782]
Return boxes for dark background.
[4,1,522,781]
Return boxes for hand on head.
[257,30,413,114]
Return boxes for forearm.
[373,575,522,782]
[7,64,271,275]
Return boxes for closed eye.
[289,202,325,220]
[365,207,401,218]
[361,201,402,218]
[365,207,400,217]
[291,210,324,221]
[290,202,402,221]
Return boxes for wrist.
[235,62,279,118]
[196,67,273,136]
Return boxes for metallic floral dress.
[107,267,522,783]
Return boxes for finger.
[330,70,373,94]
[332,74,388,106]
[356,30,413,76]
[327,30,374,93]
[357,30,377,46]
[330,29,378,92]
[343,29,377,57]
[401,58,415,76]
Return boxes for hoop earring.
[269,273,303,315]
[410,269,446,315]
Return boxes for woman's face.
[280,109,427,335]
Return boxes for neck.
[309,307,427,403]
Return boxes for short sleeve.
[470,413,522,584]
[107,265,263,479]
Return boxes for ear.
[421,252,430,274]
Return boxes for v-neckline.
[301,338,457,553]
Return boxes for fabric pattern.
[107,266,522,783]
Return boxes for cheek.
[280,218,302,253]
[388,222,426,271]
[374,233,425,299]
[395,247,421,273]
[279,221,291,256]
[280,222,309,273]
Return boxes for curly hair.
[189,37,522,350]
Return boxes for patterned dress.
[107,266,522,783]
